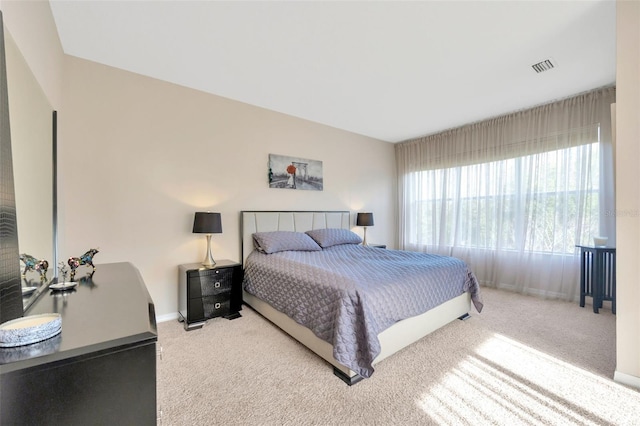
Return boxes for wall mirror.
[4,28,57,312]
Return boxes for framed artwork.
[268,154,323,191]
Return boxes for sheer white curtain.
[396,87,615,301]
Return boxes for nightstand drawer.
[187,268,234,298]
[188,293,231,320]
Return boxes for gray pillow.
[253,231,322,254]
[305,228,362,248]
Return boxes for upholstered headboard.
[241,211,350,265]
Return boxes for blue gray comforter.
[243,245,483,378]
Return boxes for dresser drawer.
[187,268,234,298]
[188,293,231,320]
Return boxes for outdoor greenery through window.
[409,141,600,255]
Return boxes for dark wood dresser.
[0,262,158,424]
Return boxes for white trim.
[156,312,179,323]
[614,370,640,390]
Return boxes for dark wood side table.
[576,245,616,314]
[178,260,243,330]
[366,243,387,249]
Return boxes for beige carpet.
[157,288,640,425]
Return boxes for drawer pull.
[215,303,221,309]
[215,270,220,274]
[215,282,221,288]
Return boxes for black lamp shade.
[356,212,374,227]
[193,212,222,234]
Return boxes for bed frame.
[241,210,471,385]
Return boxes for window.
[409,143,599,255]
[396,87,615,300]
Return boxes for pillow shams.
[253,231,322,254]
[305,228,362,248]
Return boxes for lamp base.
[201,260,217,268]
[362,227,368,246]
[201,234,217,268]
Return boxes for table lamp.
[356,212,374,246]
[193,212,222,267]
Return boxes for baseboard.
[156,312,179,323]
[614,370,640,390]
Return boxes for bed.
[241,211,483,385]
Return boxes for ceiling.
[49,0,616,143]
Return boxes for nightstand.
[178,260,243,330]
[367,243,387,249]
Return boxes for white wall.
[59,55,396,317]
[0,0,63,109]
[615,0,640,389]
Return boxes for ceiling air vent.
[531,59,555,73]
